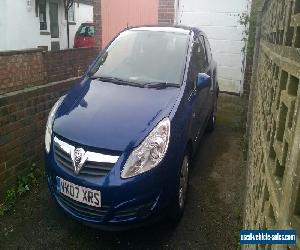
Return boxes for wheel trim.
[179,156,189,209]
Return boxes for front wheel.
[169,154,190,223]
[206,110,216,133]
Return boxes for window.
[39,0,47,30]
[189,39,200,83]
[188,35,208,84]
[78,24,95,36]
[197,36,208,70]
[90,30,189,86]
[203,36,212,64]
[68,4,75,22]
[192,36,207,70]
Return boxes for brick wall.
[242,0,261,99]
[244,0,300,248]
[243,56,253,98]
[0,49,46,95]
[93,0,102,50]
[0,47,98,194]
[0,47,98,95]
[158,0,175,24]
[45,48,97,83]
[0,80,74,192]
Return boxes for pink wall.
[101,0,159,48]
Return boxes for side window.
[196,37,207,71]
[188,36,207,85]
[188,38,201,85]
[203,36,212,63]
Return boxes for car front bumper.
[45,147,181,229]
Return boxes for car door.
[187,35,207,142]
[192,35,211,141]
[198,35,212,125]
[202,35,215,117]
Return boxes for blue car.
[45,25,218,229]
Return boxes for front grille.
[54,144,73,170]
[57,193,110,220]
[53,137,118,177]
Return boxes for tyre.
[169,153,190,223]
[206,111,216,133]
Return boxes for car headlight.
[45,96,65,153]
[121,118,170,179]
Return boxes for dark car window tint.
[79,25,95,36]
[189,38,201,83]
[189,35,207,83]
[197,37,207,70]
[203,36,212,64]
[91,30,189,86]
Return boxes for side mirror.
[196,73,211,89]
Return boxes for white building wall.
[0,0,93,51]
[0,0,7,50]
[176,0,249,94]
[0,0,50,51]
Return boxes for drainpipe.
[64,0,73,49]
[66,9,70,48]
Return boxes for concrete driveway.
[0,94,245,249]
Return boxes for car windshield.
[90,30,189,86]
[79,25,95,36]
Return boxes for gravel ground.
[0,94,246,249]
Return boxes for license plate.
[56,177,101,208]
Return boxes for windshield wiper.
[89,75,145,88]
[145,82,179,89]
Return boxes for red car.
[74,23,96,48]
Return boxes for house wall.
[0,0,7,50]
[176,0,249,94]
[101,0,159,48]
[0,0,93,51]
[158,0,175,24]
[93,0,102,50]
[0,0,50,51]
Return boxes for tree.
[64,0,74,48]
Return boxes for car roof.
[129,25,204,36]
